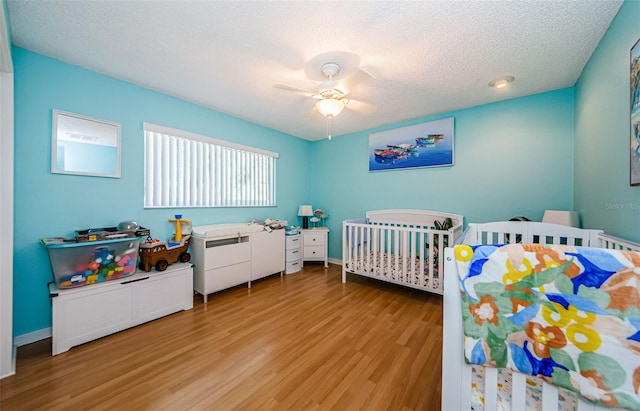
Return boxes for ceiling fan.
[275,62,349,115]
[274,61,374,138]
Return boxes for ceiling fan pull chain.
[326,117,332,140]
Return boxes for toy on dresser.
[137,215,192,272]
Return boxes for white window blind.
[143,123,278,208]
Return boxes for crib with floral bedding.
[342,209,463,294]
[442,221,640,411]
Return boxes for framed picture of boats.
[368,117,454,172]
[631,37,640,186]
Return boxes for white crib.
[442,221,640,411]
[342,209,463,294]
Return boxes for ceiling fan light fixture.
[316,98,345,118]
[489,76,515,89]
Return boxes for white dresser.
[191,228,285,302]
[49,262,194,355]
[301,227,329,268]
[251,230,286,280]
[285,233,302,274]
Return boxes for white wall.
[0,1,15,379]
[0,70,14,379]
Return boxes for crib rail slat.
[511,372,526,410]
[542,382,559,411]
[393,227,400,282]
[420,231,426,287]
[484,368,499,411]
[443,248,466,411]
[410,230,416,285]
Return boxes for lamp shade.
[542,210,579,227]
[298,205,313,217]
[316,98,344,118]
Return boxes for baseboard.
[328,257,342,265]
[14,328,51,347]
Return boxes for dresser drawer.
[286,247,302,260]
[303,232,325,246]
[203,237,250,270]
[285,258,302,274]
[304,246,325,259]
[198,262,251,294]
[286,235,302,249]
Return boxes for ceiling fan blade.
[343,68,376,91]
[357,67,376,81]
[340,91,350,99]
[273,83,315,97]
[344,99,376,115]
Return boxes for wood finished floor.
[1,263,443,411]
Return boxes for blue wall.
[574,0,640,242]
[311,89,576,259]
[13,47,310,336]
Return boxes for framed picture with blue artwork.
[631,37,640,186]
[368,117,454,172]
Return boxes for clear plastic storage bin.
[41,237,140,289]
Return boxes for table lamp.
[298,205,313,229]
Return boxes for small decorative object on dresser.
[312,208,329,227]
[298,205,313,229]
[301,227,329,268]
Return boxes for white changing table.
[191,224,285,302]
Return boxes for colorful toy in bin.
[137,215,192,272]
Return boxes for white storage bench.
[49,262,194,355]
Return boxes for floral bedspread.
[454,243,640,410]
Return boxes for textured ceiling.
[7,0,623,141]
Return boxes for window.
[144,123,278,208]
